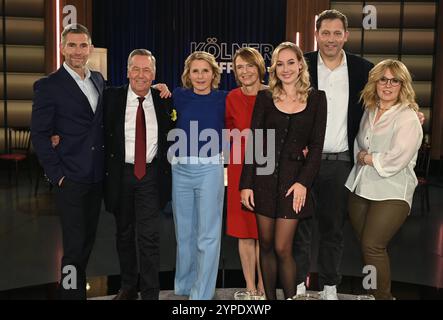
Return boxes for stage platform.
[89,288,362,300]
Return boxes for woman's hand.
[285,183,307,214]
[240,189,255,211]
[152,83,172,98]
[357,150,368,166]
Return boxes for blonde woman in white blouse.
[345,59,423,300]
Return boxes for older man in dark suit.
[104,49,172,300]
[31,24,105,300]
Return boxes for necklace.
[286,94,297,102]
[376,101,391,112]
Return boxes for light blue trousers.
[171,156,224,300]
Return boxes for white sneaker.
[319,285,339,300]
[296,282,306,296]
[290,282,307,299]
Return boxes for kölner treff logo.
[190,38,274,74]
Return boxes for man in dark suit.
[292,10,374,300]
[104,49,172,300]
[31,24,105,300]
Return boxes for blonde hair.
[181,51,221,89]
[232,47,266,86]
[268,42,310,103]
[360,59,419,111]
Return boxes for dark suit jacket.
[31,65,105,185]
[304,51,374,161]
[103,86,173,213]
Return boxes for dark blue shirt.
[172,88,227,158]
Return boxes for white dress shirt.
[317,51,350,153]
[345,103,423,210]
[124,86,158,164]
[63,62,99,113]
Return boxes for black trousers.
[294,159,352,288]
[114,162,160,300]
[55,179,102,300]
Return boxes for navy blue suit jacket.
[304,51,374,162]
[31,65,106,185]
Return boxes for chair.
[0,127,32,185]
[414,143,431,215]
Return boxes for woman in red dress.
[225,48,267,296]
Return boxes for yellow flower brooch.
[170,109,177,122]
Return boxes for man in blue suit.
[31,24,105,300]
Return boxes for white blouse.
[345,103,423,209]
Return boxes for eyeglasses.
[378,77,402,87]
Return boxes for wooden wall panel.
[0,17,45,45]
[45,0,57,74]
[0,0,44,18]
[0,45,45,73]
[0,100,32,127]
[366,2,401,28]
[402,30,436,55]
[0,73,44,100]
[363,30,400,54]
[404,2,437,28]
[286,0,329,52]
[431,1,443,159]
[331,2,362,28]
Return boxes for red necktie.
[134,96,146,180]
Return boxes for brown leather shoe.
[112,289,138,300]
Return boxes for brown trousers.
[348,192,409,300]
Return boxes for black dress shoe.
[112,289,138,300]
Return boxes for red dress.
[225,88,258,239]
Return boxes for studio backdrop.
[93,0,286,90]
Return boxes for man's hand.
[51,135,60,148]
[417,111,425,126]
[152,83,172,98]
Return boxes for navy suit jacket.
[304,51,374,162]
[31,65,106,185]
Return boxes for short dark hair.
[61,23,92,46]
[232,47,266,85]
[316,9,348,32]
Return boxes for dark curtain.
[93,0,286,90]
